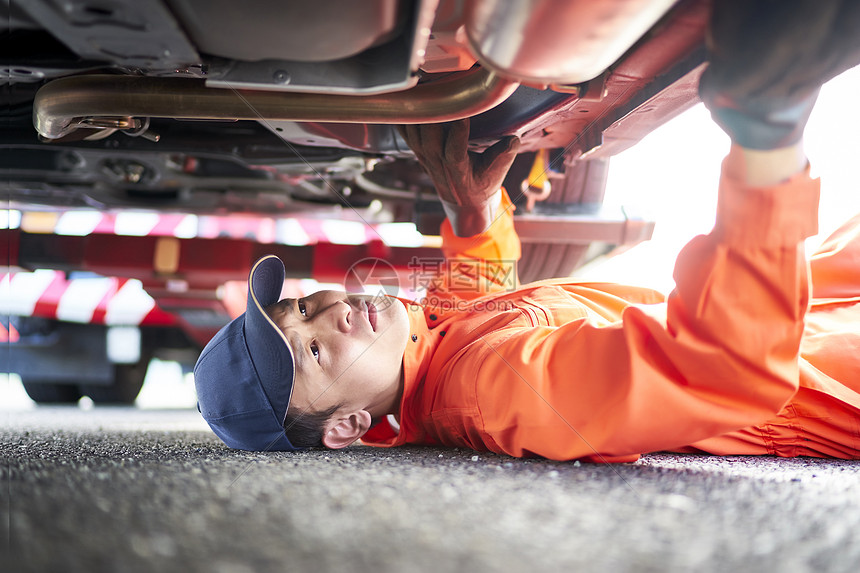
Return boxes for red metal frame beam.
[7,229,441,288]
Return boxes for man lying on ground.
[193,0,860,462]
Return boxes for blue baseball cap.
[193,255,298,451]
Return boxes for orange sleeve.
[426,188,522,302]
[445,154,820,460]
[809,211,860,299]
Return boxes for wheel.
[79,358,150,405]
[22,381,82,404]
[514,156,611,284]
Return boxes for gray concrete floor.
[2,406,859,573]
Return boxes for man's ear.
[321,410,372,450]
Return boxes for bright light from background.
[575,65,860,293]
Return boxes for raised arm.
[400,119,523,300]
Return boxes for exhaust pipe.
[34,68,519,140]
[465,0,678,86]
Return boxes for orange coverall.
[362,156,860,462]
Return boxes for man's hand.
[699,0,860,150]
[399,119,520,237]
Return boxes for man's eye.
[310,342,320,362]
[298,300,307,317]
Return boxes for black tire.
[511,156,611,284]
[79,358,149,405]
[22,381,82,404]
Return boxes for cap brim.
[244,255,296,426]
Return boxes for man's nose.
[314,299,351,333]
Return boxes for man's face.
[264,290,409,421]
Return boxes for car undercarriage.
[3,0,710,402]
[4,0,707,283]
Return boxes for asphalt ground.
[2,406,859,573]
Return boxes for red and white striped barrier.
[1,271,176,329]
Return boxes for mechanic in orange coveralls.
[194,1,860,461]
